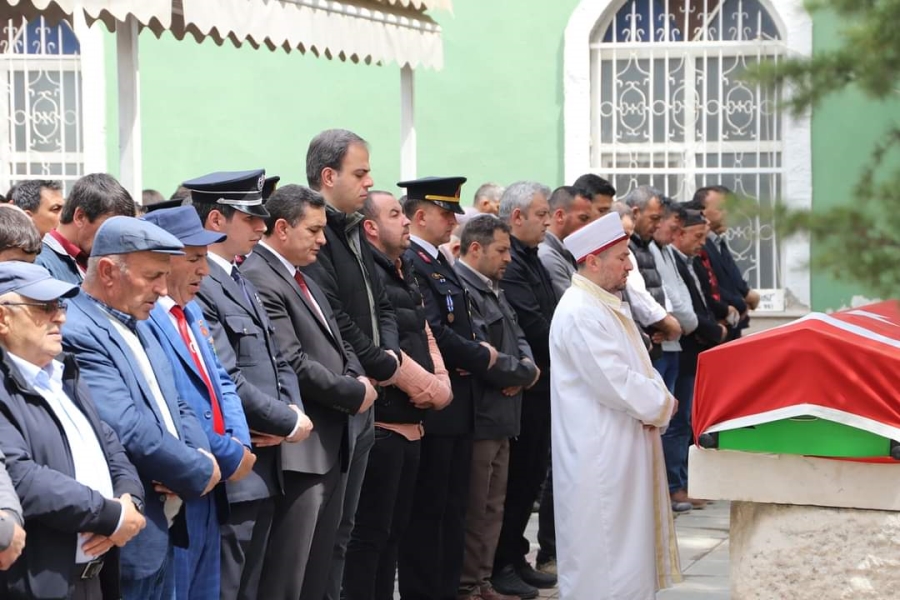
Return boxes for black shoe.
[491,565,538,599]
[516,561,557,589]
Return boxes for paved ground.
[529,501,731,600]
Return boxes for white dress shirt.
[7,353,121,563]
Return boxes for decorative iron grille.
[0,16,83,196]
[592,0,783,289]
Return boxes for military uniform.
[397,177,493,600]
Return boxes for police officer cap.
[397,176,467,215]
[262,176,280,200]
[182,169,271,219]
[91,216,185,258]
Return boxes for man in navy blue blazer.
[62,217,221,600]
[143,210,254,600]
[0,262,146,600]
[691,186,760,339]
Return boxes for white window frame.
[0,12,105,194]
[564,0,812,310]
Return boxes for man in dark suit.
[667,209,728,509]
[243,184,377,600]
[692,186,760,339]
[63,217,221,600]
[494,181,558,597]
[141,209,256,600]
[303,129,402,600]
[400,176,499,600]
[0,262,146,599]
[36,173,136,284]
[173,172,313,600]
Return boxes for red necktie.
[294,270,327,326]
[698,249,722,302]
[170,305,225,434]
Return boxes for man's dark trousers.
[493,391,551,572]
[344,428,421,600]
[398,434,473,600]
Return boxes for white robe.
[550,274,681,599]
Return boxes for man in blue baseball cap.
[63,216,222,600]
[0,262,147,599]
[142,206,255,600]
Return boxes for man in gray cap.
[62,217,222,600]
[0,261,147,599]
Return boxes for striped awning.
[1,0,449,69]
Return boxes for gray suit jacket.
[538,231,576,301]
[242,244,366,475]
[194,259,305,503]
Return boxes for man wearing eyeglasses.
[0,262,147,599]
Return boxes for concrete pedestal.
[689,448,900,599]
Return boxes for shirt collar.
[457,259,501,296]
[410,235,439,259]
[207,251,234,274]
[707,230,721,244]
[48,230,89,270]
[258,240,298,279]
[157,295,177,313]
[671,246,689,260]
[84,292,139,332]
[6,351,63,389]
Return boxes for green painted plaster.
[809,9,900,311]
[96,0,897,310]
[103,0,578,204]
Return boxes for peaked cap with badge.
[182,169,271,218]
[397,176,467,215]
[262,175,280,200]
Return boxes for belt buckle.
[80,558,104,580]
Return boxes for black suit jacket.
[194,258,304,502]
[673,252,725,373]
[499,236,557,396]
[243,244,366,475]
[704,236,751,337]
[301,206,400,381]
[406,241,491,436]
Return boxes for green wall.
[104,0,578,203]
[101,1,896,311]
[809,10,900,311]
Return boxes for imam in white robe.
[550,273,681,599]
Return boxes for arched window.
[0,16,83,194]
[565,0,812,305]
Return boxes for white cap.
[563,212,629,263]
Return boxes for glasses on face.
[0,299,68,314]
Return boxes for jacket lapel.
[71,296,169,426]
[207,260,264,326]
[254,245,341,346]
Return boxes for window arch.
[0,16,84,195]
[565,0,812,306]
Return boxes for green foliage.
[747,0,900,298]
